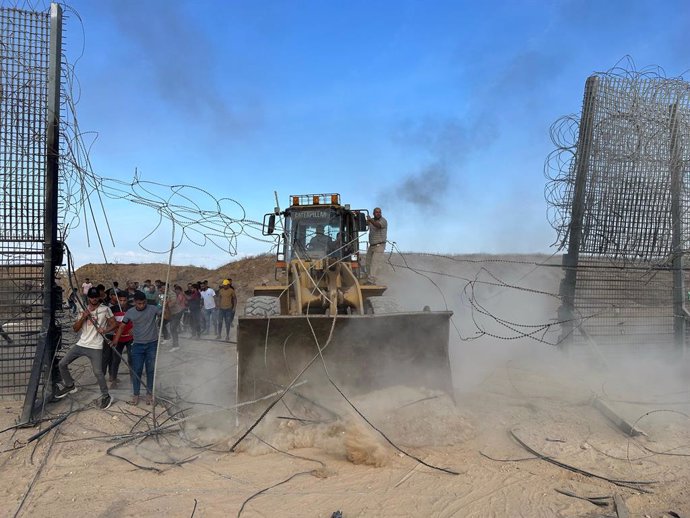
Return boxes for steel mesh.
[546,67,690,351]
[0,7,50,397]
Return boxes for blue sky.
[59,0,690,267]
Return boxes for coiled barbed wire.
[544,58,690,264]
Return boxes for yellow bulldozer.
[236,193,453,403]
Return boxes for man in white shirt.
[199,281,216,335]
[55,287,117,409]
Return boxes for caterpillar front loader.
[236,193,453,403]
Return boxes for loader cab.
[286,207,346,261]
[263,193,368,274]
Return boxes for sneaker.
[170,346,180,352]
[100,394,112,410]
[54,384,77,399]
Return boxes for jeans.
[203,308,216,334]
[216,308,234,337]
[129,341,157,396]
[189,309,201,338]
[59,345,108,396]
[161,319,170,340]
[169,311,183,347]
[101,342,128,380]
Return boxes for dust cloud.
[380,252,690,429]
[156,252,689,477]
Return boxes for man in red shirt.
[103,290,133,388]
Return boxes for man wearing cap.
[54,287,118,409]
[216,279,237,341]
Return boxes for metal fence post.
[20,3,62,424]
[669,102,686,353]
[558,76,599,348]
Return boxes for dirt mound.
[234,386,473,467]
[344,419,390,467]
[71,253,276,302]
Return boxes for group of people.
[55,277,237,409]
[53,204,387,411]
[177,279,238,341]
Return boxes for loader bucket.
[236,311,453,404]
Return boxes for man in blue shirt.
[113,291,162,406]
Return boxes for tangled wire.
[544,57,690,263]
[0,2,272,259]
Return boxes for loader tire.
[244,296,281,317]
[365,296,401,315]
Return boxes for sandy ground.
[2,254,690,517]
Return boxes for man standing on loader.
[366,207,387,284]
